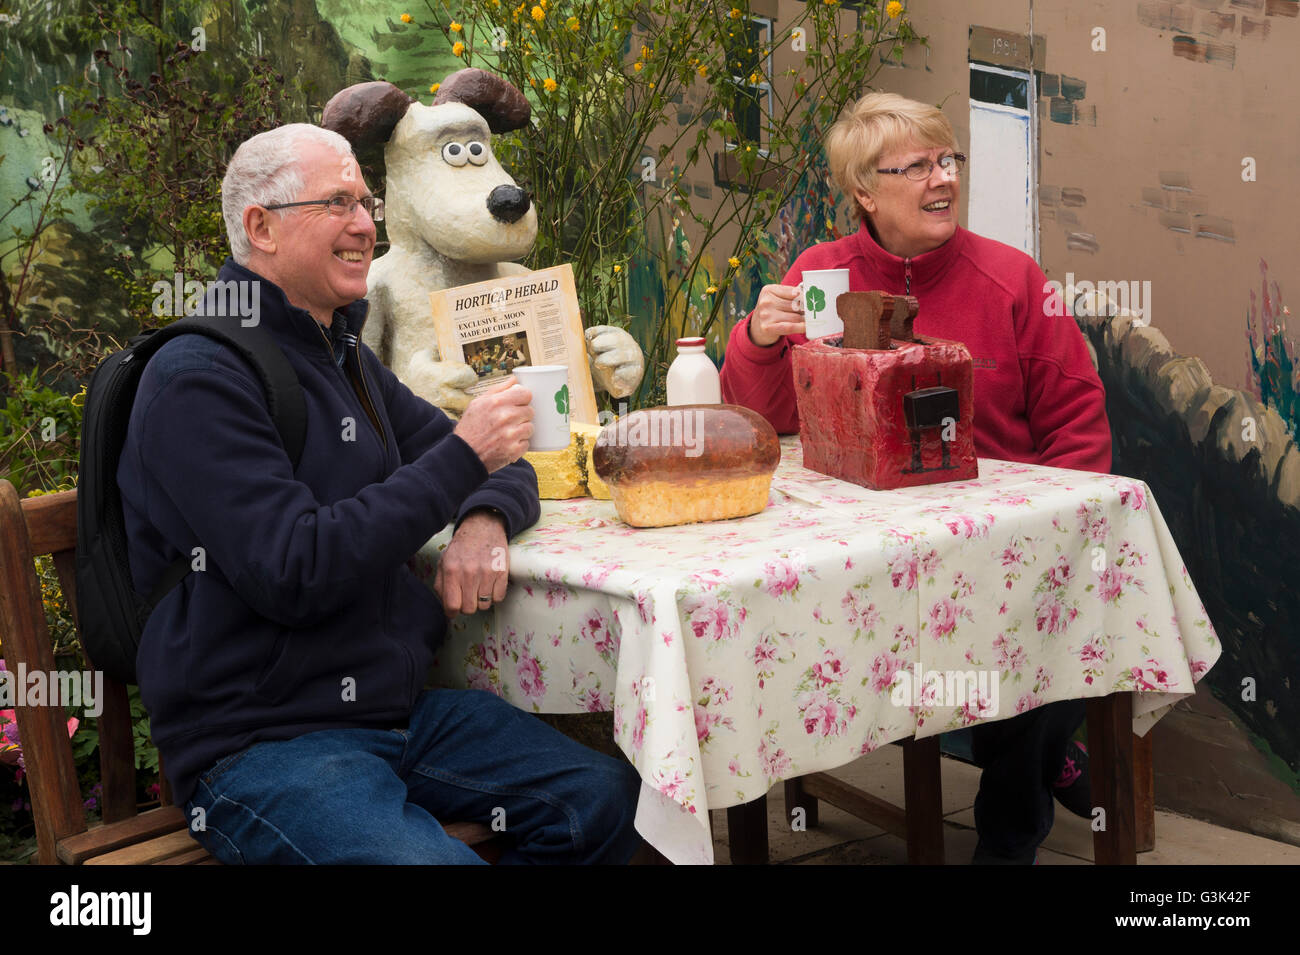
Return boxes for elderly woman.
[721,92,1110,864]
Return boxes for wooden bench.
[0,480,496,864]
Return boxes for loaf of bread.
[524,422,612,499]
[592,404,780,527]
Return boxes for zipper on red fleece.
[904,258,913,295]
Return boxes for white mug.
[797,268,850,339]
[511,365,571,452]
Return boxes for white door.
[968,64,1036,258]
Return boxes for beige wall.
[824,0,1299,392]
[654,0,1297,392]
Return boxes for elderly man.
[117,123,642,864]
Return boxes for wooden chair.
[728,705,1155,865]
[0,480,496,864]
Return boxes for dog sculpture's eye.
[442,142,469,167]
[465,141,489,166]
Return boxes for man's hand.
[434,511,509,616]
[748,284,805,347]
[453,378,533,473]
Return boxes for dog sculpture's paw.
[584,325,645,399]
[404,349,478,416]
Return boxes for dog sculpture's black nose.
[487,184,531,224]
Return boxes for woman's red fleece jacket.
[720,223,1112,474]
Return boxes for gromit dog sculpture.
[322,69,644,415]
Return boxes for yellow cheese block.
[524,430,587,499]
[523,422,614,500]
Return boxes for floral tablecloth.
[415,438,1220,865]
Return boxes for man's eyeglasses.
[263,195,385,222]
[876,153,966,181]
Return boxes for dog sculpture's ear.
[432,68,531,134]
[321,81,417,151]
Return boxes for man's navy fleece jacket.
[118,259,540,806]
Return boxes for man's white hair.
[222,124,354,264]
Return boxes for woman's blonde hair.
[825,92,959,222]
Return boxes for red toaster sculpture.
[792,291,978,490]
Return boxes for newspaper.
[428,263,598,425]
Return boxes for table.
[416,437,1221,865]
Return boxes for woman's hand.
[748,284,805,347]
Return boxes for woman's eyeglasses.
[876,153,966,181]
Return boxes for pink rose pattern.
[758,550,813,600]
[684,591,747,642]
[580,608,619,664]
[795,646,858,743]
[840,584,882,638]
[693,677,736,750]
[424,447,1219,840]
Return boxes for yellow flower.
[633,61,642,71]
[452,40,465,56]
[400,12,411,23]
[748,72,760,84]
[450,20,462,32]
[613,264,622,273]
[729,7,741,18]
[706,285,718,295]
[531,5,544,21]
[886,1,903,17]
[697,64,708,76]
[566,15,579,30]
[728,256,740,268]
[529,76,536,86]
[430,82,440,94]
[543,76,557,91]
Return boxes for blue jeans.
[185,689,644,864]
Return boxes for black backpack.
[75,315,307,684]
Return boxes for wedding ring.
[478,595,492,603]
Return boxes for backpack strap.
[129,315,307,470]
[131,317,308,613]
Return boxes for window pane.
[732,84,762,144]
